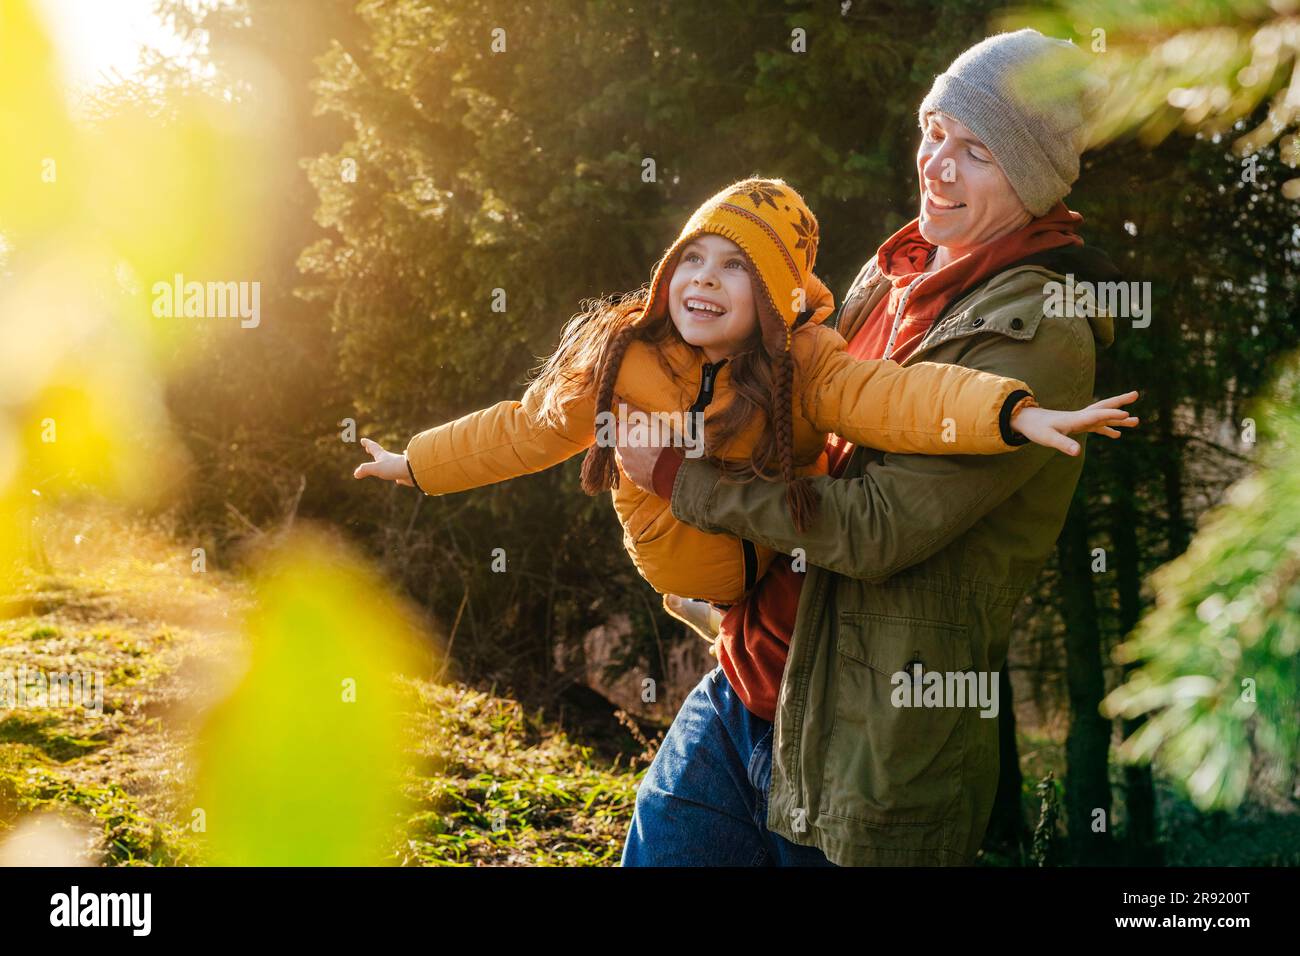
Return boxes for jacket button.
[1011,317,1024,330]
[970,317,984,328]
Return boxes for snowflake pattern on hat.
[792,207,818,272]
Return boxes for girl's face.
[667,233,758,363]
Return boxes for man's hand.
[353,437,414,486]
[612,397,669,493]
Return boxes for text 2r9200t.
[1194,892,1251,904]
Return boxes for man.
[616,29,1133,866]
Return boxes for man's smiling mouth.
[926,190,966,210]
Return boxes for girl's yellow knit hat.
[641,177,832,355]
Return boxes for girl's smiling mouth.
[685,296,727,316]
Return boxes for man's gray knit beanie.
[918,29,1096,217]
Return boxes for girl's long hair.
[525,261,819,531]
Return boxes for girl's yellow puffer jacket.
[405,279,1033,604]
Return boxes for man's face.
[916,111,1032,253]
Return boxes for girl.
[355,177,1136,617]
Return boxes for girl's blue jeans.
[620,663,837,866]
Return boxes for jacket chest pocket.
[819,611,977,833]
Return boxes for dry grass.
[0,500,246,865]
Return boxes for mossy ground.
[3,503,1292,867]
[0,503,641,866]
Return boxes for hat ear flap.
[751,280,789,358]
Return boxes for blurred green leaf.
[194,527,425,865]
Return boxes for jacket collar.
[848,245,1120,363]
[909,266,1047,358]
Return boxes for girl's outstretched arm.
[798,324,1137,456]
[357,384,598,496]
[1009,391,1140,456]
[353,438,415,486]
[798,324,1033,454]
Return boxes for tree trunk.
[1111,446,1163,864]
[1057,480,1115,864]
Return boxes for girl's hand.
[353,437,414,486]
[1011,390,1140,457]
[612,395,667,493]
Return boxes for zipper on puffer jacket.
[686,358,727,442]
[685,358,758,589]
